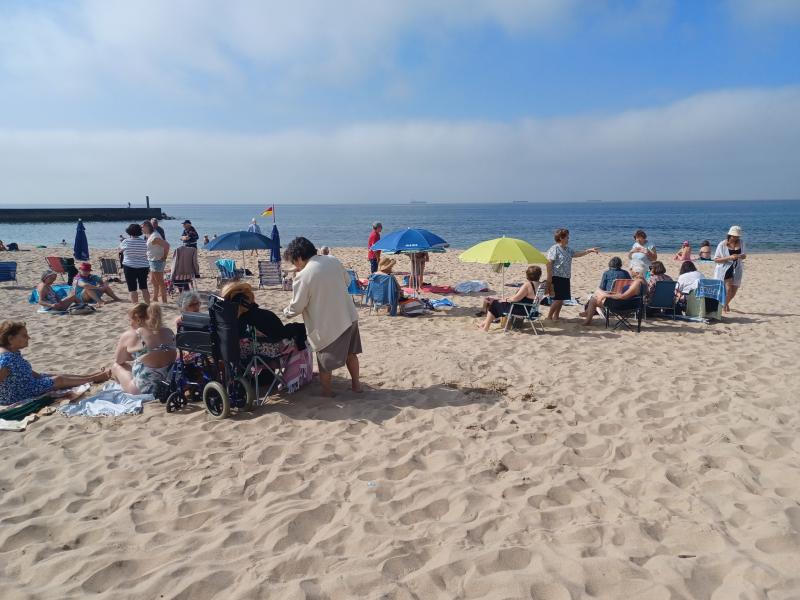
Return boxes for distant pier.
[0,207,166,223]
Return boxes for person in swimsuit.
[581,263,646,326]
[477,266,543,332]
[0,320,109,405]
[37,270,79,311]
[698,240,712,260]
[673,241,692,261]
[111,303,176,394]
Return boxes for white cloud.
[0,87,797,204]
[0,0,663,97]
[727,0,800,24]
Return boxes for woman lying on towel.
[111,303,176,395]
[0,320,110,406]
[221,282,307,350]
[37,270,79,311]
[580,264,646,326]
[476,266,543,332]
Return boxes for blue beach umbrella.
[204,230,277,272]
[73,219,89,261]
[370,228,449,254]
[270,224,281,263]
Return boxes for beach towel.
[28,284,71,304]
[429,298,456,309]
[454,280,489,293]
[59,382,154,417]
[0,414,38,431]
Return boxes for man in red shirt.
[367,222,382,273]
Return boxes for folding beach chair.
[0,262,17,286]
[215,259,242,288]
[257,260,283,288]
[645,280,678,320]
[685,279,725,321]
[346,269,366,305]
[45,256,67,281]
[611,278,633,294]
[365,274,399,315]
[100,257,119,277]
[504,299,545,334]
[604,292,643,332]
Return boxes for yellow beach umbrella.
[459,237,547,293]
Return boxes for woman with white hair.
[581,263,647,326]
[173,290,202,330]
[713,225,746,312]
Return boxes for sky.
[0,0,798,205]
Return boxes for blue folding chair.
[0,262,17,286]
[215,259,242,288]
[645,280,678,320]
[346,269,365,305]
[365,274,399,316]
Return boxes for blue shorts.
[149,260,166,273]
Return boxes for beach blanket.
[0,414,38,431]
[454,280,489,293]
[0,396,56,421]
[429,298,456,309]
[28,284,71,304]
[402,284,456,295]
[59,382,154,417]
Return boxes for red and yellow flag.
[261,205,273,217]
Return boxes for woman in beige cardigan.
[283,237,362,397]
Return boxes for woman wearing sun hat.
[713,225,747,312]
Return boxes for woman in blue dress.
[0,321,109,406]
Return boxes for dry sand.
[1,245,799,599]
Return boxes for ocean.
[1,200,798,253]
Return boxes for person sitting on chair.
[375,256,406,299]
[581,264,646,326]
[174,290,202,330]
[646,261,672,303]
[37,270,79,312]
[222,282,307,349]
[477,266,543,332]
[73,263,122,304]
[598,257,630,292]
[111,303,176,395]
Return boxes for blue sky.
[0,0,798,204]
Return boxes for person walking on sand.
[283,237,362,397]
[247,218,262,255]
[545,228,599,321]
[713,225,747,312]
[367,222,382,274]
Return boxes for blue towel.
[28,284,71,304]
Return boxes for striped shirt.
[119,237,149,268]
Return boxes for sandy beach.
[1,245,799,599]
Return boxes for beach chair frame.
[504,300,545,335]
[45,256,67,281]
[604,295,643,332]
[346,269,365,305]
[645,280,678,320]
[100,257,120,277]
[0,262,17,286]
[257,260,283,288]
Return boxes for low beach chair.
[0,262,17,286]
[215,259,242,288]
[100,257,119,277]
[611,278,633,294]
[604,293,643,332]
[257,260,283,288]
[646,280,678,320]
[365,274,398,315]
[346,269,365,305]
[45,256,67,281]
[503,298,544,335]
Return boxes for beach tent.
[459,236,547,292]
[204,230,277,272]
[73,219,89,262]
[370,228,449,294]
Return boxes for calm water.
[2,200,799,252]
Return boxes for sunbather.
[477,266,542,332]
[698,240,712,260]
[73,262,122,304]
[673,241,692,261]
[37,270,79,311]
[0,320,110,405]
[581,264,646,326]
[111,303,176,395]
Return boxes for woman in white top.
[142,221,170,303]
[713,225,746,313]
[676,261,703,295]
[119,223,151,304]
[628,229,657,272]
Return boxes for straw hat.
[378,256,396,273]
[728,225,743,237]
[221,281,255,305]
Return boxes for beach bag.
[68,304,96,315]
[399,298,426,317]
[282,345,313,394]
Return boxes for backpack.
[399,299,426,317]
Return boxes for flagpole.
[273,203,276,224]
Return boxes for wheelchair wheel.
[234,377,256,411]
[203,381,230,419]
[165,391,182,413]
